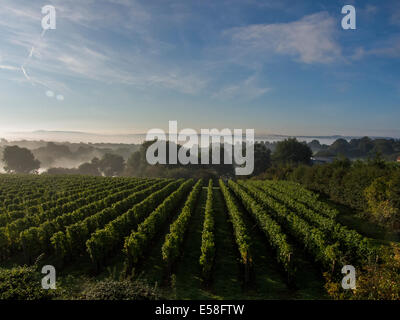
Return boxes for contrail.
[20,28,48,85]
[0,65,19,71]
[28,47,34,58]
[21,65,32,83]
[1,21,62,98]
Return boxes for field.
[0,174,384,299]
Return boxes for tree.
[125,151,142,176]
[252,143,272,176]
[329,138,350,155]
[78,160,101,176]
[208,143,235,178]
[98,153,125,176]
[272,138,312,165]
[308,139,322,153]
[2,146,40,173]
[358,136,374,154]
[365,172,400,230]
[372,139,394,156]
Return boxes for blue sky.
[0,0,399,137]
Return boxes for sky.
[0,0,399,138]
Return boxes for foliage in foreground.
[324,244,400,300]
[79,278,163,300]
[0,174,399,300]
[0,257,54,300]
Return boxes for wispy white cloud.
[213,74,270,100]
[370,41,400,58]
[1,4,41,21]
[352,36,400,59]
[0,1,395,104]
[0,0,209,95]
[145,73,207,94]
[224,12,342,64]
[363,4,378,16]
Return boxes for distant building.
[311,157,334,165]
[397,156,400,163]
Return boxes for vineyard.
[0,174,386,299]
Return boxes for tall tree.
[78,159,101,176]
[2,146,41,173]
[252,143,272,176]
[98,153,125,176]
[125,151,142,176]
[273,138,312,165]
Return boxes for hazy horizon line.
[1,129,398,139]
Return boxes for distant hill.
[2,130,147,144]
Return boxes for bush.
[324,244,400,300]
[365,174,400,230]
[79,278,162,300]
[0,264,55,300]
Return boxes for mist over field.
[1,129,392,145]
